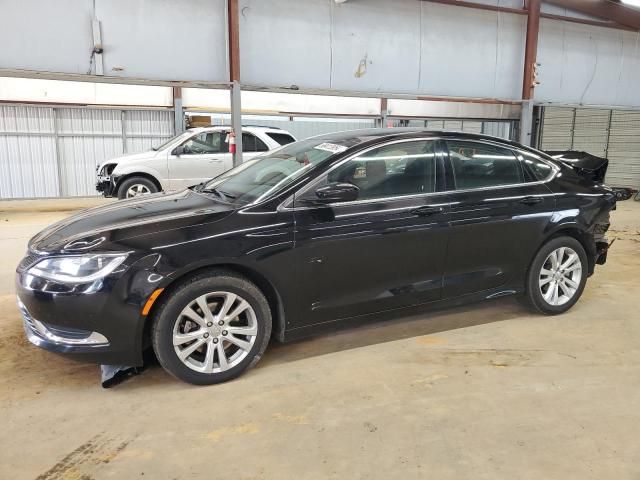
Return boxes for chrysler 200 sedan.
[16,129,615,385]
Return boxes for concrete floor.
[0,198,639,479]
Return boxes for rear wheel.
[522,236,588,315]
[117,176,158,199]
[151,270,272,385]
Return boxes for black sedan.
[16,129,615,385]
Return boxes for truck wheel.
[117,177,158,199]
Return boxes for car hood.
[29,189,235,253]
[99,151,158,168]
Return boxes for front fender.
[112,164,168,191]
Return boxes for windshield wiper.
[201,187,237,200]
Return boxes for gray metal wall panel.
[330,0,421,93]
[537,20,640,106]
[0,0,227,82]
[0,0,93,76]
[94,0,228,81]
[240,0,525,99]
[0,106,59,198]
[607,111,640,188]
[420,3,526,99]
[239,0,332,90]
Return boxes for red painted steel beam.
[523,0,541,100]
[228,0,241,82]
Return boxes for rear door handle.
[410,206,444,217]
[209,159,222,163]
[519,196,543,205]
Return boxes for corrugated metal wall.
[0,105,60,198]
[246,118,377,140]
[406,119,513,140]
[607,111,640,188]
[0,105,174,198]
[205,115,379,140]
[540,106,640,188]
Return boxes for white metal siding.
[56,108,124,197]
[0,105,174,198]
[256,118,377,140]
[124,110,174,154]
[0,105,59,198]
[208,115,378,140]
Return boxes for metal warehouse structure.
[1,0,640,197]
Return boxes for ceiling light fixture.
[621,0,640,8]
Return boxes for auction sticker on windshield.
[314,143,348,154]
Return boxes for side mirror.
[314,182,359,203]
[173,145,185,156]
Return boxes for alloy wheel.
[538,247,582,306]
[126,184,151,197]
[172,291,258,373]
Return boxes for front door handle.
[410,205,444,217]
[520,196,543,205]
[209,159,222,163]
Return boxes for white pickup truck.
[96,125,296,199]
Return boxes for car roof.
[304,128,549,158]
[189,125,291,134]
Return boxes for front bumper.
[96,175,116,197]
[19,297,110,350]
[15,255,163,366]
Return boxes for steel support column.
[173,87,185,135]
[230,80,243,167]
[228,0,243,167]
[519,100,534,146]
[377,98,389,128]
[522,0,541,101]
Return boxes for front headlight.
[28,254,127,284]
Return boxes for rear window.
[265,132,296,146]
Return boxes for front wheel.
[117,176,159,199]
[521,236,588,315]
[151,270,272,385]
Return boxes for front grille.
[17,253,42,272]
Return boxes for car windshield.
[152,131,193,151]
[200,137,349,205]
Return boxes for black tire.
[520,236,588,315]
[151,269,272,385]
[117,176,158,199]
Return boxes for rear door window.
[446,140,523,190]
[242,133,269,152]
[265,132,296,146]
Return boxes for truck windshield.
[152,131,192,151]
[200,138,348,205]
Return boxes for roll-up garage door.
[539,106,640,188]
[571,109,610,159]
[606,111,640,188]
[539,107,574,151]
